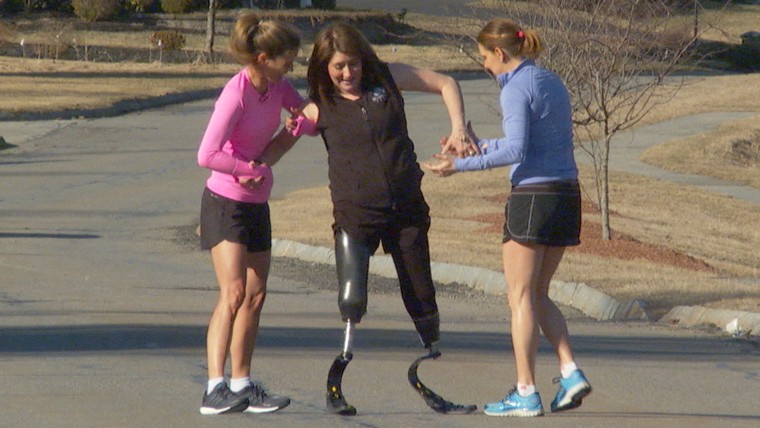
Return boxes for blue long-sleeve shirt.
[455,60,577,185]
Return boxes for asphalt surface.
[1,78,759,427]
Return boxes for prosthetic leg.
[326,229,369,415]
[326,229,476,415]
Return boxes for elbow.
[197,153,211,168]
[443,76,459,95]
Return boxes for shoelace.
[503,386,519,402]
[251,383,269,400]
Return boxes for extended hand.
[422,153,457,177]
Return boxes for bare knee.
[508,284,535,311]
[219,283,246,314]
[243,288,267,312]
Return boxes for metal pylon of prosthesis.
[326,320,357,415]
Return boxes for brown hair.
[307,22,393,104]
[229,11,300,65]
[477,18,543,59]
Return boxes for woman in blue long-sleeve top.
[425,18,592,418]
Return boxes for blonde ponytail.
[478,19,543,59]
[518,29,543,59]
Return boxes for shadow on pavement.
[0,324,755,361]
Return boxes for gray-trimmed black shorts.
[503,180,581,247]
[200,187,272,252]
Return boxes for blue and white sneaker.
[551,369,592,412]
[484,387,544,417]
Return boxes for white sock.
[516,383,536,397]
[207,377,224,394]
[229,377,252,393]
[561,362,579,379]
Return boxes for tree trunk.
[600,136,612,241]
[203,0,216,62]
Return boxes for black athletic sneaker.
[240,383,291,413]
[199,382,249,415]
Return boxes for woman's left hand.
[422,153,457,177]
[284,107,301,133]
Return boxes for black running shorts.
[503,180,581,247]
[200,187,272,252]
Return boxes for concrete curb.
[272,239,649,322]
[661,306,760,337]
[274,239,760,337]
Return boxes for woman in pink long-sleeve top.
[196,12,302,416]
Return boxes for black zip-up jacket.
[316,63,428,236]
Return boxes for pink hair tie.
[516,30,525,39]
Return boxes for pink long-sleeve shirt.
[197,69,303,203]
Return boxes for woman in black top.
[292,22,476,415]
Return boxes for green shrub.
[72,0,119,22]
[729,44,760,71]
[160,0,190,14]
[150,30,185,50]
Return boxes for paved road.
[1,79,759,427]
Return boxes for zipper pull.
[360,106,368,121]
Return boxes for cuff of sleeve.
[477,139,490,154]
[291,115,318,137]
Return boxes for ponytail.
[477,19,543,59]
[229,11,300,65]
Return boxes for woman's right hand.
[239,175,264,190]
[422,153,457,177]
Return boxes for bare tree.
[478,0,700,240]
[201,0,217,63]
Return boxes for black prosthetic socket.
[413,313,441,349]
[335,229,371,323]
[408,314,478,415]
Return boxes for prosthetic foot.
[408,343,478,414]
[326,321,357,415]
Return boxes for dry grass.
[0,57,242,115]
[697,2,760,43]
[0,43,475,116]
[642,75,760,125]
[641,115,760,189]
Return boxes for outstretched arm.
[388,62,477,157]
